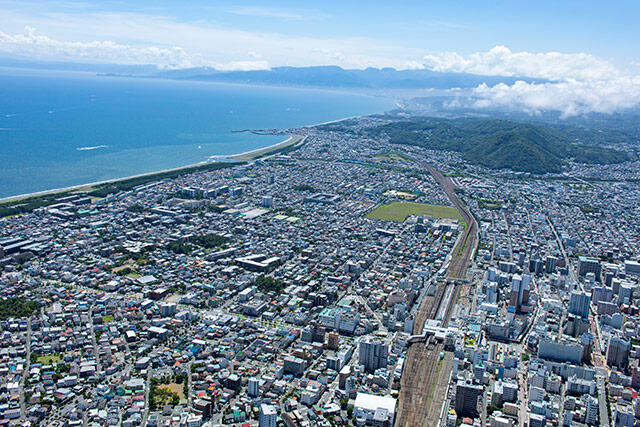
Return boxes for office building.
[248,377,260,397]
[454,382,483,418]
[358,338,388,373]
[569,291,590,319]
[607,337,631,370]
[261,195,273,208]
[578,256,601,280]
[259,404,277,427]
[529,413,546,427]
[509,274,531,313]
[545,256,558,274]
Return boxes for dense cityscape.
[0,114,639,427]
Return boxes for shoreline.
[303,114,361,128]
[0,113,356,205]
[228,134,305,161]
[0,132,309,204]
[0,160,216,203]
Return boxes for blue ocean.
[0,68,394,198]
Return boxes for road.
[502,211,514,262]
[544,206,606,364]
[596,375,611,427]
[88,304,102,372]
[142,369,152,427]
[395,165,478,427]
[19,318,31,421]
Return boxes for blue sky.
[0,0,637,70]
[1,0,639,116]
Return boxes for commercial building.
[259,404,277,427]
[353,393,396,426]
[454,382,483,418]
[569,291,591,319]
[607,337,631,370]
[358,338,389,373]
[578,256,601,280]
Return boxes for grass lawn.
[37,353,62,365]
[366,201,462,223]
[160,383,186,401]
[102,314,115,323]
[374,151,414,162]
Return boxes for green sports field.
[365,201,462,222]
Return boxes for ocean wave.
[76,145,108,151]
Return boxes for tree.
[0,297,39,320]
[340,398,349,410]
[346,405,354,418]
[254,275,286,294]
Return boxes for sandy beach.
[229,134,305,161]
[0,134,306,204]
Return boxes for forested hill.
[368,118,632,174]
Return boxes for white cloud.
[423,46,618,81]
[424,46,640,116]
[216,60,270,71]
[226,7,326,21]
[0,5,425,70]
[473,78,640,118]
[0,26,269,70]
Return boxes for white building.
[259,404,277,427]
[353,392,396,426]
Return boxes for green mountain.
[370,118,632,174]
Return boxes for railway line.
[395,165,478,427]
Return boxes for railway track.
[395,165,478,427]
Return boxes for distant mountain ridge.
[158,65,542,89]
[0,57,545,89]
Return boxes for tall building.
[607,337,631,370]
[358,338,388,373]
[529,413,546,427]
[619,282,634,306]
[578,256,601,280]
[592,286,613,305]
[624,260,640,276]
[509,274,531,312]
[327,332,339,350]
[261,196,273,208]
[259,404,277,427]
[528,258,544,275]
[454,382,483,418]
[545,256,558,274]
[283,356,306,376]
[248,377,260,397]
[631,366,640,390]
[585,395,599,425]
[569,291,591,319]
[613,405,634,427]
